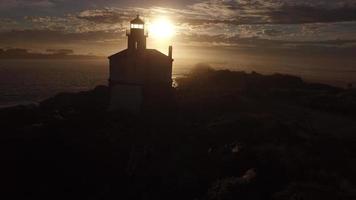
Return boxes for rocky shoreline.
[1,67,356,199]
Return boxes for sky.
[0,0,356,83]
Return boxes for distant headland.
[0,48,102,59]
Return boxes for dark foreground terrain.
[1,66,356,200]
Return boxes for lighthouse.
[108,15,173,113]
[127,15,146,50]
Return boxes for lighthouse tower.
[108,15,173,113]
[127,15,147,50]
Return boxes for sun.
[149,18,175,39]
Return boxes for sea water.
[0,58,355,107]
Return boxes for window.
[131,24,144,29]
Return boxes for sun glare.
[149,18,175,39]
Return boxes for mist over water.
[0,58,355,107]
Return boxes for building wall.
[109,51,172,88]
[109,50,173,112]
[128,29,146,50]
[110,53,145,85]
[144,54,172,87]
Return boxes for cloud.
[1,0,356,57]
[2,0,356,25]
[268,5,356,24]
[0,0,55,9]
[0,29,121,44]
[46,48,74,55]
[76,8,131,24]
[24,15,127,33]
[0,18,19,31]
[176,0,356,25]
[178,33,356,53]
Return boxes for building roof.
[108,49,170,60]
[130,15,144,24]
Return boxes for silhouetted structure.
[108,15,173,113]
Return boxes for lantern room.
[127,15,147,50]
[130,15,144,29]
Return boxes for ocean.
[0,59,107,107]
[0,59,190,107]
[0,58,355,107]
